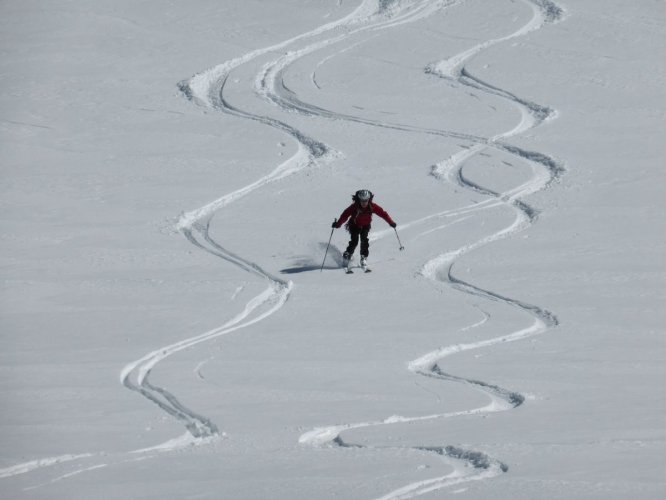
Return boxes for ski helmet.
[355,189,372,201]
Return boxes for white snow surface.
[2,0,666,498]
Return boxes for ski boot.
[343,252,353,274]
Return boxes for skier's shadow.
[280,243,342,274]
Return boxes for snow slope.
[2,0,665,498]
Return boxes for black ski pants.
[345,223,370,258]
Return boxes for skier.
[332,189,397,271]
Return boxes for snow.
[2,0,665,498]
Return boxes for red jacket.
[335,201,395,228]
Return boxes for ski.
[344,265,371,274]
[341,257,371,274]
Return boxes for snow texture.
[2,0,665,498]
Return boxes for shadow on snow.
[280,244,343,274]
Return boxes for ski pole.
[321,219,337,272]
[394,227,405,251]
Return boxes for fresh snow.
[2,0,666,498]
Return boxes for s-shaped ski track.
[256,0,567,497]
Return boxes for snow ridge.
[176,1,466,231]
[4,221,292,481]
[166,0,465,446]
[175,2,455,228]
[175,0,565,497]
[398,1,566,496]
[169,0,456,441]
[119,0,370,448]
[120,218,292,440]
[264,0,566,497]
[0,0,570,492]
[255,1,565,202]
[0,454,94,479]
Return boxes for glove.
[331,221,338,229]
[390,222,397,228]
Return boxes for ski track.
[0,431,216,488]
[1,0,382,487]
[119,217,293,438]
[244,0,566,497]
[1,0,567,493]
